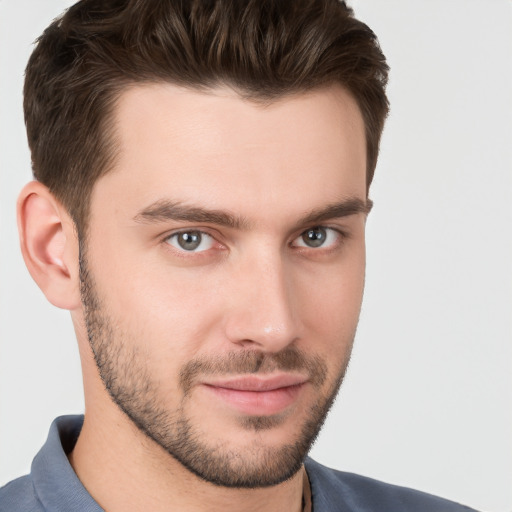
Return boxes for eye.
[165,230,215,252]
[293,226,340,249]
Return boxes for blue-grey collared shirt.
[0,416,477,511]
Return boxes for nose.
[223,248,301,352]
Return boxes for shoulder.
[304,458,479,512]
[0,475,44,512]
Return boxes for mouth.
[201,374,309,416]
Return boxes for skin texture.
[19,84,368,512]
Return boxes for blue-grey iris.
[177,231,202,251]
[302,227,326,248]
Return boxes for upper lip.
[203,374,308,392]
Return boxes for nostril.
[235,339,260,348]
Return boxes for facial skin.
[70,83,368,501]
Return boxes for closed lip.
[202,374,309,392]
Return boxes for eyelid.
[162,226,220,242]
[291,225,348,249]
[163,228,220,253]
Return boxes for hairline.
[76,78,370,240]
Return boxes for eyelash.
[163,229,221,256]
[162,226,348,256]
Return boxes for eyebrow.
[297,197,373,226]
[133,197,372,229]
[133,200,249,229]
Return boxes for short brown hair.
[24,0,389,234]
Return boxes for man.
[0,1,479,511]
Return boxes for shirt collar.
[31,415,103,512]
[32,415,330,512]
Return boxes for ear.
[17,181,81,310]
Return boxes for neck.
[69,405,305,512]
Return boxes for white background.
[1,1,511,511]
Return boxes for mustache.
[179,347,327,394]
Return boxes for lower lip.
[203,384,305,416]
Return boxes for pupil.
[178,231,201,250]
[303,227,326,248]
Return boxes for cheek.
[297,251,366,344]
[92,252,225,358]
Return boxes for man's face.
[79,84,368,487]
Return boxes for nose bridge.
[224,244,299,351]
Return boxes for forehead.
[91,83,367,224]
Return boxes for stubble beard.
[79,249,354,488]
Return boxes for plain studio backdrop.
[1,1,511,511]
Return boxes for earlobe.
[17,181,81,310]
